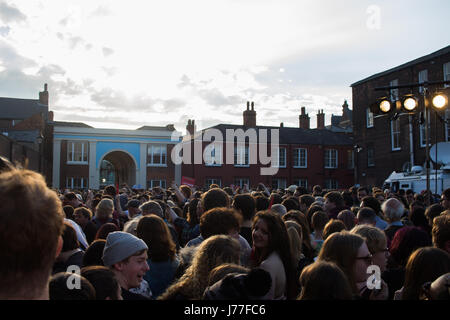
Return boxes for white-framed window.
[66,177,88,189]
[272,178,287,190]
[234,177,250,188]
[67,141,88,164]
[234,145,249,167]
[367,147,375,167]
[206,178,222,188]
[420,115,431,147]
[147,144,167,166]
[294,178,307,189]
[347,149,354,169]
[391,118,401,151]
[293,148,307,168]
[324,149,338,168]
[324,179,339,190]
[390,79,399,101]
[418,69,428,94]
[148,179,166,189]
[366,108,374,128]
[444,62,450,88]
[204,144,222,166]
[273,147,286,168]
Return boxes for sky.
[0,0,449,134]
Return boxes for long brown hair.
[136,215,176,262]
[252,211,298,299]
[318,231,365,295]
[402,247,450,300]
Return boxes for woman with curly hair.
[136,215,180,298]
[251,211,297,299]
[158,235,240,300]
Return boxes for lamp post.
[374,80,449,205]
[36,133,44,174]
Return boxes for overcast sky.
[0,0,449,133]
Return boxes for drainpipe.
[409,115,414,169]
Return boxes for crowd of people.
[0,155,449,300]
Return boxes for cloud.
[89,5,112,18]
[0,2,26,23]
[68,36,84,49]
[0,40,37,70]
[198,87,242,107]
[0,25,10,36]
[102,47,114,57]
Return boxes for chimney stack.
[243,101,256,127]
[186,119,196,136]
[39,83,49,106]
[299,107,310,129]
[317,110,325,129]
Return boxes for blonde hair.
[158,235,240,300]
[350,224,387,254]
[95,198,114,219]
[285,220,303,263]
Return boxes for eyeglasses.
[356,254,373,264]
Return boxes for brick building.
[181,102,354,191]
[351,45,450,188]
[0,84,53,183]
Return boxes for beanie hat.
[102,231,148,267]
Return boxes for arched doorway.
[99,151,136,188]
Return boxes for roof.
[351,45,450,87]
[0,97,48,120]
[52,121,93,128]
[7,129,40,143]
[195,124,353,146]
[137,125,176,131]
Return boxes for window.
[347,149,354,169]
[293,148,307,168]
[67,141,88,163]
[234,177,250,188]
[147,144,167,166]
[204,144,222,166]
[367,147,375,167]
[418,69,428,94]
[366,108,374,128]
[324,179,339,190]
[234,145,249,167]
[274,147,286,168]
[148,180,166,189]
[294,178,307,189]
[66,177,88,189]
[272,178,287,190]
[444,62,450,88]
[391,118,401,151]
[324,149,338,168]
[206,178,222,188]
[446,110,450,142]
[390,79,399,101]
[420,115,431,147]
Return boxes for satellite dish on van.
[430,142,450,169]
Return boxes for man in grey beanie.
[103,231,150,300]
